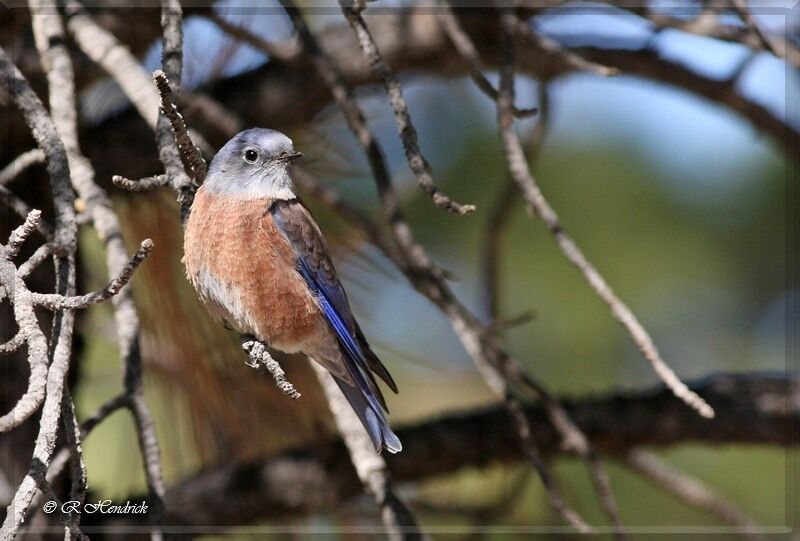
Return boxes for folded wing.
[268,198,401,453]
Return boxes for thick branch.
[85,372,795,529]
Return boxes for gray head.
[204,128,303,199]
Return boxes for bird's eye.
[243,149,259,163]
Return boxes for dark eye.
[243,149,259,163]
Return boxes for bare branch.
[112,173,170,192]
[436,4,538,118]
[31,239,153,310]
[60,389,88,537]
[497,14,714,420]
[153,7,197,225]
[0,149,44,187]
[624,449,764,541]
[0,40,78,538]
[311,363,424,540]
[0,331,25,355]
[63,0,160,129]
[505,399,593,533]
[4,209,42,259]
[0,187,54,241]
[202,10,300,63]
[282,3,589,532]
[85,372,795,529]
[29,460,86,540]
[513,18,618,77]
[18,243,52,279]
[728,0,783,62]
[153,69,207,185]
[0,261,49,433]
[482,82,551,320]
[338,1,476,216]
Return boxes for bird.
[183,128,401,453]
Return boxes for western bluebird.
[183,128,401,453]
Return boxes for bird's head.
[204,128,303,199]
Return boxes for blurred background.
[3,0,797,536]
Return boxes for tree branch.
[623,449,764,541]
[30,239,153,310]
[83,372,795,530]
[0,41,78,539]
[338,1,476,215]
[497,13,714,419]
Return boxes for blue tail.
[271,203,401,453]
[333,376,402,454]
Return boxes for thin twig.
[18,243,52,279]
[0,186,54,241]
[31,239,153,310]
[506,399,593,533]
[0,149,45,186]
[338,0,475,216]
[29,460,86,540]
[497,13,714,420]
[729,0,782,61]
[4,208,42,259]
[436,4,537,118]
[153,70,207,185]
[0,330,25,355]
[484,74,627,536]
[625,449,764,541]
[513,18,618,77]
[112,174,170,192]
[482,81,551,319]
[60,388,88,537]
[202,10,300,62]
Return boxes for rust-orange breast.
[183,187,324,351]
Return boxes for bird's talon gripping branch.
[241,339,301,399]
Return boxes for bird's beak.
[286,151,303,162]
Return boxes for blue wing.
[270,198,401,453]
